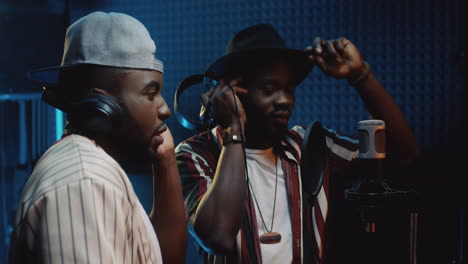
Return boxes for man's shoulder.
[288,125,307,140]
[40,134,122,175]
[176,127,222,154]
[23,135,127,204]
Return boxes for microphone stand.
[345,177,418,264]
[345,120,419,264]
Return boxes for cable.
[224,82,255,230]
[226,82,262,238]
[211,81,272,243]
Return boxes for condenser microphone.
[358,120,386,159]
[357,120,385,184]
[346,119,389,232]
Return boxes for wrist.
[222,118,245,133]
[154,147,176,163]
[222,127,244,146]
[347,61,371,86]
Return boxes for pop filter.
[301,121,327,198]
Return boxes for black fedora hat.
[205,23,314,84]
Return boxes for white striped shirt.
[9,134,162,264]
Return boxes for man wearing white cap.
[9,12,187,263]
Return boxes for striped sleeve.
[322,126,360,176]
[11,178,133,264]
[322,127,359,161]
[175,140,216,218]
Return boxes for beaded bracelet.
[348,62,371,86]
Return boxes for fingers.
[320,38,343,62]
[210,86,247,103]
[307,38,324,59]
[306,37,334,70]
[311,54,328,71]
[325,41,344,63]
[234,87,248,95]
[228,77,248,96]
[209,77,247,102]
[204,77,247,128]
[313,37,325,54]
[207,80,226,104]
[334,37,352,59]
[307,37,352,67]
[209,88,229,105]
[229,77,243,86]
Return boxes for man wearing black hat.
[175,24,419,263]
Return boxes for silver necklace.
[248,152,282,244]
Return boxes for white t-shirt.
[236,147,293,263]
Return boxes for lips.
[152,123,167,137]
[271,111,291,124]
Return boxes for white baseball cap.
[28,11,164,85]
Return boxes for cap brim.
[27,64,85,87]
[27,58,165,87]
[205,48,314,85]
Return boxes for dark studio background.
[0,0,464,263]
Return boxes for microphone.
[357,120,386,186]
[358,120,386,159]
[346,120,392,232]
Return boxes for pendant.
[260,232,282,244]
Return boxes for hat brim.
[28,58,165,87]
[205,48,314,85]
[27,63,89,87]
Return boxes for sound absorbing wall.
[0,0,463,263]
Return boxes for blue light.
[18,102,27,165]
[55,109,63,140]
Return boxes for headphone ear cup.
[67,92,123,134]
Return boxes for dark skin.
[87,69,187,263]
[193,37,420,254]
[307,37,421,165]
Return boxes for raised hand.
[201,77,248,130]
[306,37,365,80]
[153,127,175,157]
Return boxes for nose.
[158,100,171,121]
[273,88,294,110]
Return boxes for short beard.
[112,103,154,168]
[116,132,153,168]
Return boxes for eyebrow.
[263,79,279,85]
[262,79,296,91]
[142,80,161,92]
[262,79,283,88]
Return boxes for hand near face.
[201,77,248,130]
[306,37,365,80]
[151,127,175,159]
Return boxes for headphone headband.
[174,74,218,131]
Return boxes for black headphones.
[174,73,219,131]
[42,87,123,134]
